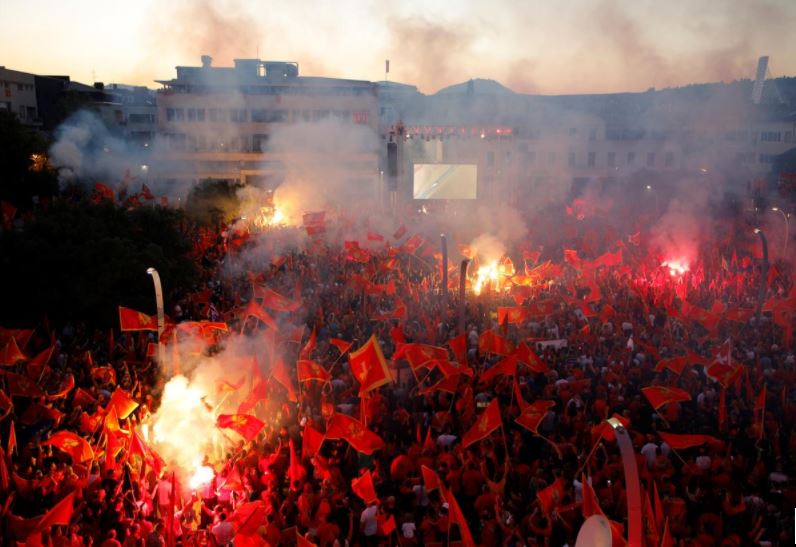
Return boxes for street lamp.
[607,417,642,546]
[146,267,167,371]
[771,207,789,255]
[753,228,769,324]
[645,184,658,216]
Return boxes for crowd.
[1,208,794,547]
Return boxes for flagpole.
[146,268,167,373]
[440,234,448,303]
[458,260,469,336]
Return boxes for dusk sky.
[2,0,795,95]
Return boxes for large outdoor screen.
[412,164,478,200]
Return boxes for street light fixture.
[607,417,642,546]
[771,207,789,255]
[645,185,658,215]
[146,267,167,371]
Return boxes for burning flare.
[662,259,689,277]
[189,464,215,490]
[473,261,500,295]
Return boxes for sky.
[2,0,794,95]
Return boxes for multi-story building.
[0,66,39,126]
[152,56,379,189]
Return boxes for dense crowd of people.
[1,206,794,547]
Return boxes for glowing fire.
[189,464,215,490]
[253,206,285,229]
[473,261,500,295]
[662,259,689,277]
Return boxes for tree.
[184,179,242,226]
[0,199,197,328]
[0,110,59,206]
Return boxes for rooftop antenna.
[385,59,389,84]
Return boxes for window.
[187,108,198,122]
[166,108,175,121]
[607,152,615,167]
[760,131,781,142]
[230,109,247,122]
[129,113,154,123]
[587,151,595,167]
[588,128,597,141]
[352,111,369,124]
[252,134,269,152]
[646,152,655,167]
[209,108,226,122]
[174,108,185,121]
[627,152,635,166]
[664,151,674,167]
[568,151,576,167]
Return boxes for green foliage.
[184,178,242,226]
[0,110,59,205]
[0,200,197,328]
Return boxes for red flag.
[0,337,26,366]
[302,211,326,226]
[272,355,299,402]
[513,341,549,373]
[592,413,630,442]
[478,329,511,356]
[42,431,93,463]
[329,338,353,355]
[642,491,660,546]
[242,300,278,330]
[479,354,517,384]
[754,383,767,411]
[537,477,566,514]
[118,306,158,331]
[349,335,393,395]
[393,343,448,371]
[377,514,396,537]
[515,400,555,434]
[421,464,440,491]
[216,414,265,441]
[8,419,17,456]
[47,373,75,399]
[439,483,476,547]
[581,475,604,518]
[448,334,467,364]
[641,386,691,409]
[299,327,317,360]
[302,425,324,460]
[288,438,304,488]
[27,345,55,378]
[351,469,377,503]
[297,360,330,383]
[367,231,384,242]
[253,286,302,312]
[108,387,138,419]
[393,224,407,239]
[5,371,45,397]
[325,413,384,455]
[658,432,723,450]
[462,398,502,448]
[497,306,530,325]
[402,234,424,254]
[37,491,76,529]
[654,356,688,375]
[94,182,115,201]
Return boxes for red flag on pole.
[325,413,384,455]
[537,478,566,514]
[641,386,691,409]
[351,469,378,503]
[118,306,158,331]
[349,335,393,395]
[42,431,94,463]
[297,360,330,383]
[302,425,324,460]
[462,398,501,448]
[515,400,555,434]
[216,414,265,441]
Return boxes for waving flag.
[349,335,393,395]
[43,431,93,463]
[515,400,555,434]
[118,307,158,331]
[329,338,353,355]
[108,387,138,419]
[514,342,549,373]
[658,432,723,450]
[217,414,265,441]
[462,398,502,448]
[351,469,378,503]
[479,355,518,384]
[297,360,330,383]
[537,477,566,514]
[0,337,26,366]
[325,413,384,455]
[5,371,45,398]
[393,343,448,371]
[253,286,302,312]
[641,386,691,409]
[302,425,325,460]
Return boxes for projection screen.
[412,164,478,199]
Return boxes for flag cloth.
[478,329,511,356]
[8,419,17,456]
[537,477,566,514]
[28,345,55,378]
[288,439,303,488]
[272,355,299,402]
[302,425,325,460]
[325,413,384,455]
[297,360,330,383]
[654,356,688,375]
[581,475,604,518]
[641,386,691,409]
[351,470,378,503]
[329,338,353,355]
[479,355,517,384]
[253,286,301,312]
[497,306,531,325]
[515,400,555,434]
[47,374,75,399]
[421,465,440,491]
[448,334,467,364]
[217,414,265,441]
[393,343,448,371]
[118,306,158,331]
[36,491,76,529]
[299,327,317,360]
[377,514,396,537]
[658,432,723,450]
[592,413,630,442]
[393,224,407,239]
[108,387,138,419]
[0,337,26,366]
[5,371,45,397]
[439,483,476,546]
[462,398,502,448]
[242,300,278,330]
[42,431,93,463]
[513,342,549,373]
[348,335,393,395]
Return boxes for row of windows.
[165,107,370,125]
[163,132,375,153]
[169,85,375,97]
[512,150,675,168]
[1,82,34,92]
[724,130,793,144]
[128,113,155,124]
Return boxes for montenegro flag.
[462,398,502,448]
[515,400,555,434]
[641,386,691,410]
[43,431,94,463]
[297,360,331,383]
[349,335,393,395]
[325,413,384,455]
[118,306,158,332]
[217,414,265,442]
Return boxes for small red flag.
[272,355,299,402]
[8,419,17,456]
[641,386,691,409]
[325,413,384,455]
[351,469,378,503]
[36,491,76,529]
[297,360,330,383]
[43,431,93,463]
[515,400,555,434]
[302,425,325,460]
[118,306,158,331]
[513,342,549,373]
[658,432,723,450]
[329,338,353,355]
[108,387,138,419]
[537,477,566,514]
[479,354,518,384]
[253,286,302,312]
[216,414,265,441]
[349,335,393,395]
[299,327,317,360]
[392,224,407,239]
[462,398,502,448]
[421,464,440,491]
[5,371,45,397]
[0,337,26,366]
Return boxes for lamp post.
[645,184,658,216]
[753,228,769,325]
[771,207,789,255]
[146,267,167,371]
[607,417,642,546]
[440,234,448,303]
